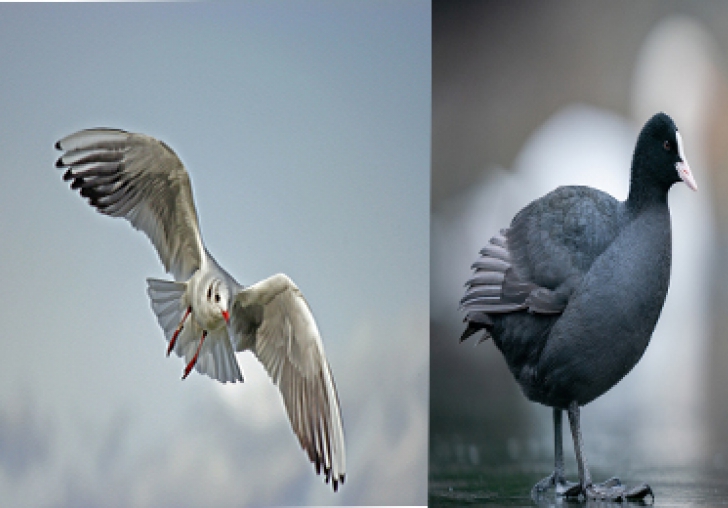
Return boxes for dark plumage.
[460,112,697,501]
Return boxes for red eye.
[663,140,671,151]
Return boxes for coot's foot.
[530,471,577,499]
[623,483,654,502]
[563,480,653,502]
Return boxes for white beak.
[677,161,698,191]
[676,131,698,191]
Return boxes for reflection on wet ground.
[429,460,728,507]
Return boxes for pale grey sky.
[0,2,430,505]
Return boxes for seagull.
[55,128,346,491]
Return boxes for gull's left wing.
[228,274,346,491]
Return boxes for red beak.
[222,310,230,324]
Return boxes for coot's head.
[630,112,698,197]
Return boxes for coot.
[460,112,697,501]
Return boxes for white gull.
[55,128,346,491]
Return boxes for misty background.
[0,2,429,506]
[431,0,728,501]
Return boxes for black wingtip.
[71,177,86,190]
[332,473,344,492]
[54,140,62,151]
[55,156,66,168]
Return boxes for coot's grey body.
[461,112,696,501]
[490,188,670,409]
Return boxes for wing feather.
[229,274,346,491]
[56,128,204,280]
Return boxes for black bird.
[460,112,697,501]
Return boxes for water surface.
[430,459,728,507]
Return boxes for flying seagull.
[55,128,346,491]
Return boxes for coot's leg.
[531,408,577,499]
[563,402,653,501]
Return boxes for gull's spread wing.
[56,128,204,280]
[229,274,346,491]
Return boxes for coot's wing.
[56,129,205,281]
[228,274,346,491]
[508,186,621,289]
[461,186,621,339]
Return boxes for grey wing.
[229,274,346,491]
[461,186,622,338]
[460,231,571,343]
[507,185,622,288]
[56,128,204,281]
[460,229,563,323]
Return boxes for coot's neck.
[625,160,671,214]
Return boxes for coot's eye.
[663,140,671,151]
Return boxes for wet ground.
[429,461,728,507]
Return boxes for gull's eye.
[215,293,220,303]
[207,286,212,299]
[663,140,671,151]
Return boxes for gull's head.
[206,279,231,325]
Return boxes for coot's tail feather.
[460,230,518,342]
[460,320,492,342]
[461,223,572,345]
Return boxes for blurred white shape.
[213,353,289,431]
[514,105,634,201]
[632,15,720,135]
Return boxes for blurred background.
[431,0,728,505]
[0,2,429,506]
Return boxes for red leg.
[167,306,192,356]
[182,330,207,380]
